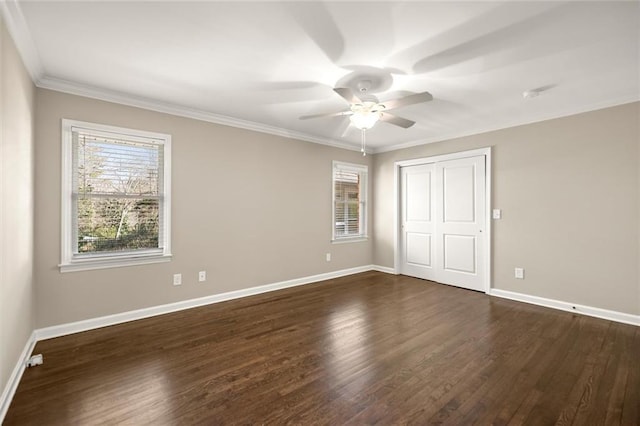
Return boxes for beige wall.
[34,89,373,328]
[32,93,640,328]
[0,18,35,399]
[373,102,640,315]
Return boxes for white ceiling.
[4,1,640,152]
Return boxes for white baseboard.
[489,288,640,326]
[371,264,396,274]
[0,331,36,423]
[35,265,381,341]
[32,270,638,343]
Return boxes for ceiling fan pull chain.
[361,129,366,156]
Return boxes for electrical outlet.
[326,253,331,262]
[198,271,206,282]
[515,268,525,279]
[27,354,43,367]
[173,273,182,286]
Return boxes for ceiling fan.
[300,80,433,155]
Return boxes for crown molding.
[35,73,640,157]
[37,76,366,153]
[372,94,640,154]
[0,0,44,81]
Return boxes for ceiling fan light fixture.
[349,110,381,130]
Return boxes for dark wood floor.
[5,272,639,425]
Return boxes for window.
[332,161,367,241]
[60,119,171,272]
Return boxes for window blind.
[333,162,367,239]
[72,128,165,256]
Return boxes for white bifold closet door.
[400,155,486,292]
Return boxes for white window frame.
[332,161,368,243]
[60,119,172,272]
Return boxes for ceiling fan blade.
[380,113,416,129]
[334,87,363,104]
[336,117,352,138]
[381,91,433,110]
[299,110,351,120]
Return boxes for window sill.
[331,236,368,244]
[59,253,172,273]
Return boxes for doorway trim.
[393,147,492,293]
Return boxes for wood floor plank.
[5,272,638,425]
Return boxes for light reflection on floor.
[76,357,174,423]
[324,299,374,396]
